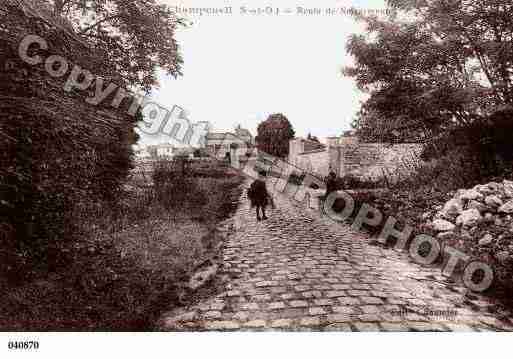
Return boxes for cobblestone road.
[161,181,513,331]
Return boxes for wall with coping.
[333,142,423,181]
[295,150,331,177]
[288,137,423,181]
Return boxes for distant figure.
[325,171,337,198]
[248,171,270,221]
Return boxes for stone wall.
[333,141,423,181]
[294,150,331,177]
[288,136,423,181]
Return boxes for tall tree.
[256,114,295,158]
[49,0,184,91]
[344,0,513,142]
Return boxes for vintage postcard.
[1,0,513,357]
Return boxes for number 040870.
[8,341,39,350]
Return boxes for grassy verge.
[0,160,243,330]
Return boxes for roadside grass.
[0,160,244,330]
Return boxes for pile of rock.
[424,179,513,265]
[429,180,513,230]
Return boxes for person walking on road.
[248,170,271,221]
[325,171,337,198]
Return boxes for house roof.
[235,127,252,138]
[206,132,230,140]
[207,126,253,142]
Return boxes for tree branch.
[62,0,74,10]
[79,15,122,34]
[53,0,64,15]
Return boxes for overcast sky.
[139,0,388,146]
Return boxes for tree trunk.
[54,0,64,15]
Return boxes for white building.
[155,144,177,158]
[205,125,254,160]
[133,145,152,160]
[145,144,194,159]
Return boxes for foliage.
[193,148,209,158]
[0,161,244,330]
[345,0,513,143]
[255,113,295,158]
[0,1,138,280]
[152,159,206,211]
[336,174,388,190]
[49,0,184,91]
[421,106,513,179]
[152,158,244,218]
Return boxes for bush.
[152,159,207,211]
[336,174,388,190]
[0,3,137,280]
[0,160,244,330]
[422,107,513,183]
[152,159,244,222]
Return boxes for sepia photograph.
[1,0,513,356]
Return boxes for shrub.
[0,2,137,280]
[336,174,387,190]
[152,159,206,211]
[395,146,509,195]
[422,106,513,184]
[0,160,244,330]
[151,159,243,222]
